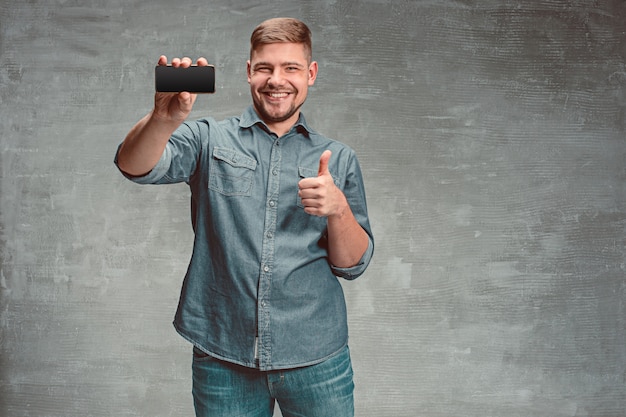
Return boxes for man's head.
[247,18,318,135]
[250,17,312,63]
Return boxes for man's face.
[247,42,317,133]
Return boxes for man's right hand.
[153,55,209,124]
[116,55,209,177]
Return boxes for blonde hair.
[250,17,312,62]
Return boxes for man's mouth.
[265,92,290,99]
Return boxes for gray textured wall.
[1,1,625,416]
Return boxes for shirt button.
[272,169,278,176]
[266,231,273,239]
[269,201,275,207]
[263,265,270,272]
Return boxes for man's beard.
[252,94,304,125]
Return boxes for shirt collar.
[239,105,313,137]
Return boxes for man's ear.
[308,61,318,86]
[247,60,252,83]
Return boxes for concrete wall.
[1,1,624,416]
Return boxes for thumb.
[179,91,194,103]
[318,150,332,177]
[178,91,196,111]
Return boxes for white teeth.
[269,92,288,98]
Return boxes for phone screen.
[155,65,216,93]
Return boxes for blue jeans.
[192,346,354,417]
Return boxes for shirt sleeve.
[331,238,374,280]
[329,148,375,280]
[113,143,173,184]
[113,121,204,185]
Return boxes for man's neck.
[255,109,301,137]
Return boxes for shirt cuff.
[331,238,374,280]
[114,143,171,184]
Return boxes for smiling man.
[248,41,316,136]
[115,17,374,417]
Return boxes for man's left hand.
[298,150,348,218]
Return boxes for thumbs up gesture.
[298,150,347,217]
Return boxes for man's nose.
[267,69,284,86]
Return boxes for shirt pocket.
[297,166,342,208]
[209,147,257,196]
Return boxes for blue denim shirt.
[115,106,374,370]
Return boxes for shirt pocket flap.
[298,166,317,179]
[213,147,257,171]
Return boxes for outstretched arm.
[116,56,208,177]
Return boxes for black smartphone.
[155,65,216,93]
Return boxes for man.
[115,17,374,417]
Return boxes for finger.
[181,56,193,68]
[158,55,168,66]
[298,186,318,199]
[171,57,181,67]
[197,57,209,66]
[298,177,320,190]
[318,150,332,177]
